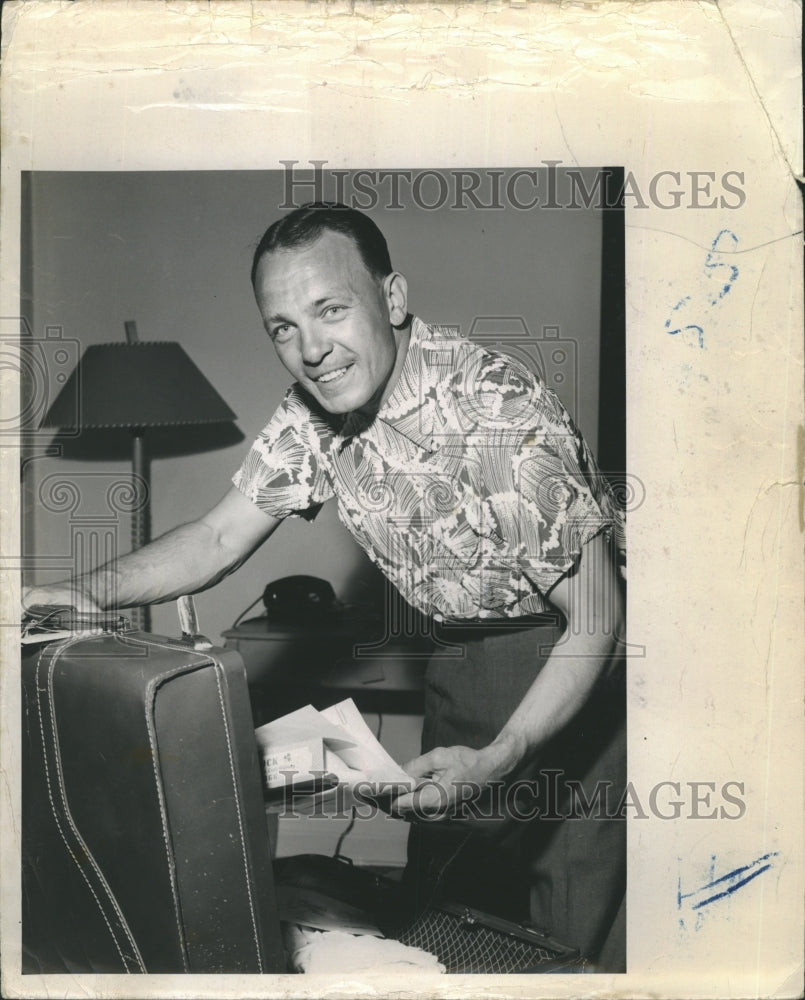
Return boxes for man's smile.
[312,363,354,385]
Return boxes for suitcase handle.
[177,595,213,650]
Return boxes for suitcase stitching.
[132,632,265,972]
[36,639,146,973]
[134,633,213,973]
[212,665,264,972]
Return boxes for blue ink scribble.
[666,296,692,320]
[666,323,705,349]
[665,296,705,348]
[665,230,740,348]
[705,229,740,305]
[678,852,779,929]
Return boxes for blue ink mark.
[665,296,692,325]
[665,230,740,348]
[705,230,739,305]
[711,228,739,251]
[667,323,705,348]
[678,852,779,926]
[692,863,774,909]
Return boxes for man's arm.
[22,486,282,614]
[394,530,624,815]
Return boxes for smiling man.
[252,213,410,418]
[24,202,626,971]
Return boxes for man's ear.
[383,271,408,326]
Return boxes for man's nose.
[299,324,332,366]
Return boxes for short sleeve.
[231,387,334,520]
[467,353,624,598]
[512,410,623,595]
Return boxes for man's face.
[254,231,405,415]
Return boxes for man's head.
[251,202,393,287]
[251,203,409,416]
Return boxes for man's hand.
[391,738,522,820]
[22,584,102,617]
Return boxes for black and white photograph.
[16,165,627,975]
[1,3,802,999]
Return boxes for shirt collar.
[335,317,454,452]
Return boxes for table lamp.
[41,321,237,630]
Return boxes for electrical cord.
[230,594,264,630]
[333,808,357,859]
[333,712,385,860]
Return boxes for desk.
[224,613,429,864]
[222,614,432,725]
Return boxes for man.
[24,202,626,969]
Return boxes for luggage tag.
[21,604,131,643]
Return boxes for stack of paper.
[255,698,413,802]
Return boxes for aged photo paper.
[1,1,802,998]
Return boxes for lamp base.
[131,429,152,633]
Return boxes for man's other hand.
[391,740,521,820]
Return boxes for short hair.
[251,202,393,286]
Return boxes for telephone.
[261,575,338,621]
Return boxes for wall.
[24,168,603,645]
[22,168,604,865]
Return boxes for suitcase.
[21,605,286,975]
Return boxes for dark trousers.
[404,620,626,971]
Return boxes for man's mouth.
[314,364,353,385]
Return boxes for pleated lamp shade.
[39,335,237,633]
[42,341,236,430]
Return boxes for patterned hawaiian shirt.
[233,318,624,621]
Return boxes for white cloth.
[284,923,445,975]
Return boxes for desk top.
[223,611,431,643]
[223,614,431,719]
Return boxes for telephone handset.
[262,575,338,621]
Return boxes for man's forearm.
[487,541,625,776]
[23,485,282,616]
[394,622,623,815]
[488,627,621,774]
[59,521,236,611]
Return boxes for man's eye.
[324,305,344,317]
[271,324,293,341]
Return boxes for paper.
[257,699,412,793]
[20,630,74,645]
[256,704,358,756]
[320,699,412,785]
[0,2,802,998]
[262,739,322,790]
